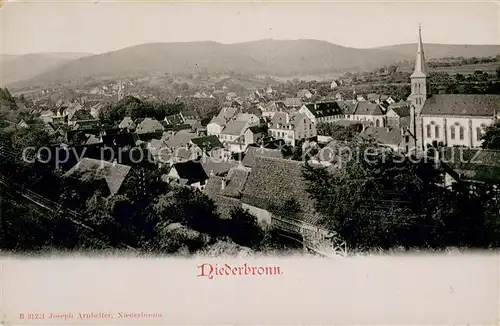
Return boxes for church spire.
[411,24,427,78]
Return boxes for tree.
[481,121,500,150]
[316,123,359,140]
[226,207,264,249]
[302,138,457,250]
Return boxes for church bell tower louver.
[410,24,428,152]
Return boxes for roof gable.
[172,161,208,182]
[136,118,165,134]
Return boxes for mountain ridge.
[5,40,500,87]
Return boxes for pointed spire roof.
[411,24,428,78]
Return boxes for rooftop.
[361,126,404,146]
[191,135,224,152]
[421,94,500,117]
[171,161,208,183]
[242,146,284,168]
[354,102,384,116]
[304,102,342,118]
[63,158,131,196]
[221,120,248,136]
[241,156,323,226]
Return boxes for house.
[118,117,136,131]
[62,158,132,197]
[219,121,250,153]
[39,110,55,124]
[164,112,186,125]
[165,130,198,148]
[386,103,411,129]
[335,92,344,101]
[240,156,332,245]
[337,101,358,121]
[241,145,284,169]
[259,101,287,119]
[85,134,102,145]
[244,126,266,146]
[226,92,238,101]
[234,113,260,127]
[200,158,241,178]
[266,85,273,94]
[361,126,407,152]
[307,140,339,166]
[166,160,209,190]
[102,132,139,149]
[190,135,226,160]
[297,89,313,99]
[135,117,165,135]
[203,169,246,220]
[17,119,46,129]
[299,102,344,124]
[380,95,396,104]
[352,101,385,127]
[68,110,98,127]
[330,80,339,89]
[284,98,303,108]
[90,102,105,119]
[268,112,316,147]
[419,95,499,149]
[207,107,238,136]
[147,138,171,166]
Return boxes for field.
[398,61,500,75]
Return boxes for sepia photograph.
[1,1,500,325]
[0,0,500,260]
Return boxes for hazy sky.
[1,0,499,55]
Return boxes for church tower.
[410,25,428,152]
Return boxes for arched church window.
[476,127,482,141]
[459,126,464,140]
[435,125,440,138]
[450,126,456,139]
[426,124,431,138]
[376,119,380,127]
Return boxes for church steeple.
[411,24,427,78]
[409,24,428,152]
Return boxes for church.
[409,26,500,151]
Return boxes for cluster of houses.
[12,26,500,255]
